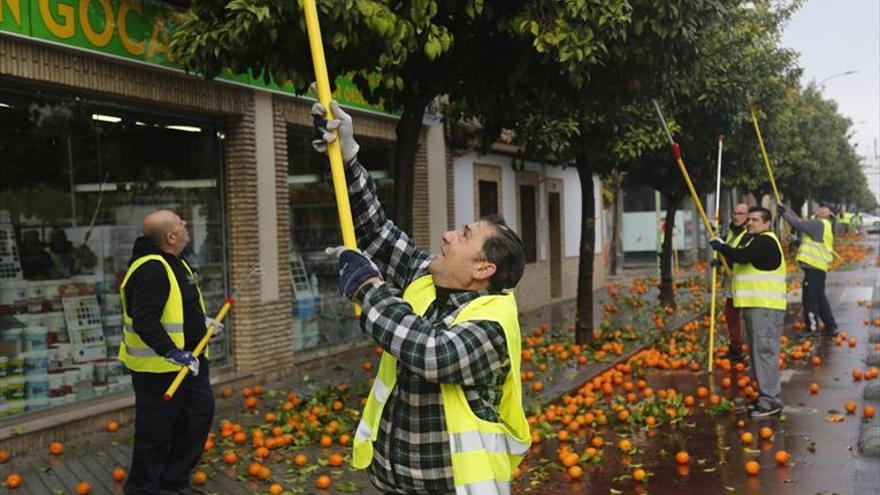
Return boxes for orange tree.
[620,0,801,306]
[747,83,877,212]
[170,0,632,231]
[452,0,745,343]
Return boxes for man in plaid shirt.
[314,101,527,494]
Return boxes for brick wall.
[411,131,430,249]
[446,129,456,231]
[0,37,249,115]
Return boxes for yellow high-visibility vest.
[795,218,833,272]
[118,255,207,372]
[726,228,747,248]
[732,231,787,310]
[351,275,530,494]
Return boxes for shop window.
[624,185,659,212]
[519,184,538,263]
[0,86,228,418]
[287,125,395,351]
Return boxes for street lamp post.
[818,70,858,88]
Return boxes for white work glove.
[311,100,360,163]
[205,317,224,338]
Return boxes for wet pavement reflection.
[516,238,880,495]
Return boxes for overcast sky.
[781,0,880,159]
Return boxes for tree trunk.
[609,174,623,276]
[575,165,596,346]
[659,192,682,308]
[752,186,768,207]
[392,91,432,232]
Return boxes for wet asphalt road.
[523,239,880,495]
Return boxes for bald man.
[119,210,215,495]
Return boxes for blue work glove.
[777,202,787,215]
[709,258,722,268]
[165,349,199,376]
[311,99,360,162]
[709,238,727,251]
[324,246,381,300]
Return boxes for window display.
[287,125,395,351]
[0,86,228,418]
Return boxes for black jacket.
[716,232,782,271]
[124,237,207,359]
[726,221,746,242]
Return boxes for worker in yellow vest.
[839,210,853,234]
[778,202,838,337]
[710,207,786,418]
[314,101,530,495]
[119,210,220,495]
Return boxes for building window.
[287,125,395,351]
[478,180,499,217]
[0,86,228,418]
[519,184,538,263]
[473,164,502,220]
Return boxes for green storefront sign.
[0,0,390,115]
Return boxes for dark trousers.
[802,268,837,333]
[124,363,214,495]
[723,298,743,350]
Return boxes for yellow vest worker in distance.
[314,101,530,495]
[778,201,838,337]
[119,210,219,495]
[710,207,786,418]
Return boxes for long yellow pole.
[651,100,732,275]
[163,300,233,401]
[302,0,361,314]
[751,107,843,262]
[750,108,781,203]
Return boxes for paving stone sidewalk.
[0,267,708,495]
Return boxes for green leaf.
[336,481,362,493]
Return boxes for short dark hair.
[749,206,772,223]
[818,202,836,215]
[479,215,525,291]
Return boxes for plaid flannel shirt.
[345,160,512,494]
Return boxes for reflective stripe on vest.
[351,275,531,495]
[734,274,786,283]
[455,478,511,495]
[118,255,207,372]
[450,430,529,455]
[732,231,787,310]
[796,218,833,271]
